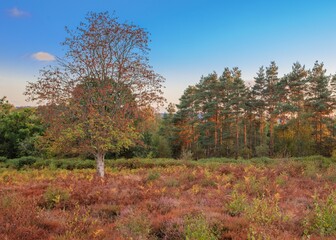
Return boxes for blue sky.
[1,0,336,108]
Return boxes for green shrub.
[226,190,248,216]
[0,156,7,163]
[246,197,285,225]
[75,160,95,169]
[146,171,160,182]
[255,144,269,157]
[32,159,51,169]
[41,187,70,210]
[304,192,336,236]
[240,147,252,159]
[184,214,217,240]
[8,156,38,170]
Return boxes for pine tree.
[219,68,235,157]
[174,86,199,157]
[252,67,267,148]
[264,61,280,156]
[306,61,334,155]
[227,67,248,158]
[194,73,217,156]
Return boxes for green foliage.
[146,171,160,182]
[7,156,39,170]
[304,192,336,236]
[226,190,248,216]
[0,156,7,163]
[246,197,285,225]
[255,144,269,157]
[41,187,70,210]
[184,215,217,240]
[0,107,44,158]
[33,158,95,170]
[151,134,172,158]
[240,147,252,159]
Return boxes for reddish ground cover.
[0,159,335,239]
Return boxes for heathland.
[0,157,336,239]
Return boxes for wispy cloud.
[32,52,56,61]
[8,7,30,17]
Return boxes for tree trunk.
[95,152,105,178]
[260,113,264,145]
[269,114,275,157]
[235,116,239,159]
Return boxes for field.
[1,157,336,239]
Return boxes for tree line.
[161,61,336,159]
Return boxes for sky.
[1,0,336,109]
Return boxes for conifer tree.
[264,61,280,156]
[252,67,267,148]
[306,61,334,154]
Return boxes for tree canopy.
[25,12,165,177]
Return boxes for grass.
[0,156,336,239]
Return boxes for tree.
[306,61,334,155]
[25,12,165,177]
[264,61,280,156]
[0,98,43,158]
[226,67,248,159]
[252,67,266,148]
[174,86,200,157]
[196,72,220,156]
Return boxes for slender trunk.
[297,115,301,155]
[235,116,239,159]
[260,113,264,145]
[269,114,275,157]
[95,152,105,178]
[220,125,223,147]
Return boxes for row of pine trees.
[159,61,336,159]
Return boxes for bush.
[75,160,95,169]
[33,159,96,170]
[0,156,7,163]
[304,192,336,236]
[7,156,39,170]
[41,187,71,210]
[33,159,52,169]
[255,144,269,157]
[246,197,285,225]
[240,147,252,159]
[146,171,160,182]
[184,214,217,240]
[226,190,248,216]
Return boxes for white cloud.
[32,52,56,61]
[8,7,30,17]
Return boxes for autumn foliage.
[25,12,165,177]
[1,158,336,239]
